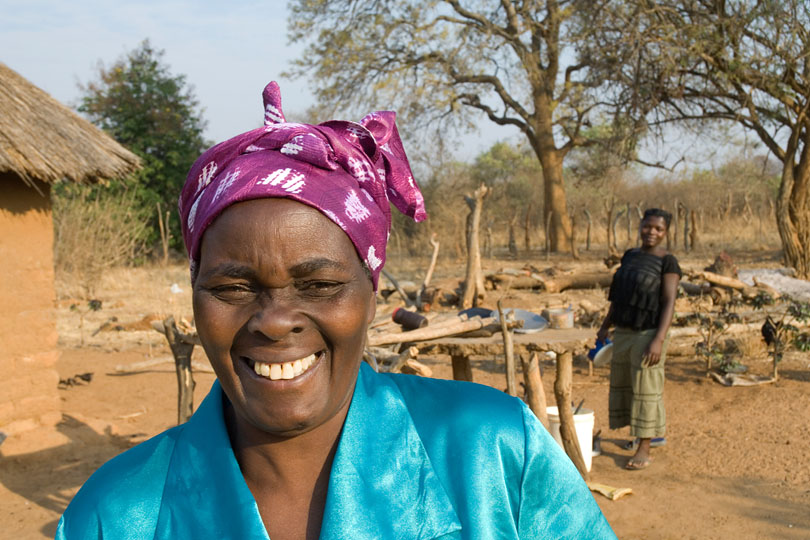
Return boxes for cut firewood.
[538,271,614,293]
[368,316,523,346]
[487,273,544,290]
[400,359,433,377]
[691,270,750,291]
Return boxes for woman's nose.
[246,297,305,340]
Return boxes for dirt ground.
[2,252,809,540]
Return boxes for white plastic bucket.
[546,406,594,472]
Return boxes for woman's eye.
[299,280,342,296]
[210,284,256,302]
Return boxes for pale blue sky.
[1,0,520,160]
[3,0,739,174]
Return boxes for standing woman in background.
[597,208,681,470]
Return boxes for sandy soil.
[2,254,809,540]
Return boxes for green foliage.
[794,332,810,352]
[76,39,208,251]
[471,142,543,219]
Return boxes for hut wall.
[0,172,61,434]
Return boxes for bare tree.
[287,0,644,251]
[584,0,810,277]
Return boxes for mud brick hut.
[0,62,140,438]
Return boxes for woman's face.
[193,198,376,438]
[640,215,667,249]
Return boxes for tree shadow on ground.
[0,415,137,537]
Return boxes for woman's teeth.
[253,353,316,381]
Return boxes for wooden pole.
[462,184,489,309]
[524,203,532,253]
[497,300,517,397]
[521,353,549,430]
[162,316,196,424]
[451,354,473,382]
[416,234,440,311]
[554,351,589,479]
[569,209,579,260]
[583,208,592,251]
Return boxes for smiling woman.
[597,209,682,471]
[55,82,616,540]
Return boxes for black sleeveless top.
[608,249,682,330]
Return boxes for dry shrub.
[725,334,768,363]
[53,185,149,297]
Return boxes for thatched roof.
[0,62,141,188]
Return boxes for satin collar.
[156,364,461,539]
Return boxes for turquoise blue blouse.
[56,363,616,539]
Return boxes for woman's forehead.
[643,215,667,226]
[199,199,362,270]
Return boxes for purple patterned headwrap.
[179,81,426,289]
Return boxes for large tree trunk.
[531,125,572,252]
[778,157,810,279]
[541,155,573,252]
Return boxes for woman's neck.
[224,399,349,540]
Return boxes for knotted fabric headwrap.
[179,81,426,289]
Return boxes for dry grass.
[55,263,194,351]
[53,187,150,298]
[728,333,769,363]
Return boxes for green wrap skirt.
[608,327,667,438]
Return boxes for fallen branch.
[709,372,775,387]
[539,271,614,294]
[381,268,415,307]
[368,316,523,346]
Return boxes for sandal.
[625,456,652,470]
[623,437,666,451]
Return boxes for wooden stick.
[381,268,414,307]
[386,346,419,373]
[497,300,517,397]
[416,234,440,311]
[554,351,589,479]
[522,353,549,430]
[368,316,497,346]
[583,208,592,251]
[162,316,196,425]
